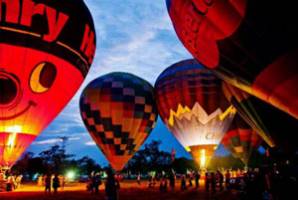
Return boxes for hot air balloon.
[0,0,96,169]
[80,72,158,171]
[223,82,298,153]
[166,0,298,120]
[222,83,273,147]
[221,114,263,166]
[154,59,236,169]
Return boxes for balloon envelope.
[80,72,158,171]
[222,82,274,147]
[221,114,263,166]
[223,82,298,153]
[0,0,96,168]
[166,0,298,120]
[155,59,236,168]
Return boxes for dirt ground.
[0,181,238,200]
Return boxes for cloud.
[33,137,82,145]
[85,141,96,146]
[33,138,62,145]
[84,0,191,85]
[68,137,81,141]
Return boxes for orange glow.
[200,149,206,169]
[190,144,217,169]
[6,126,21,146]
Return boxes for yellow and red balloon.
[0,0,96,168]
[154,59,236,168]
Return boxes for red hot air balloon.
[80,72,158,171]
[155,59,236,169]
[0,0,96,168]
[166,0,298,120]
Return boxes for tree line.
[11,140,267,180]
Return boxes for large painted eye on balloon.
[29,62,57,93]
[0,72,21,107]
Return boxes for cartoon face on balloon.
[0,45,83,133]
[167,0,247,68]
[0,0,96,167]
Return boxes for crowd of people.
[1,159,297,200]
[0,170,23,192]
[36,174,66,194]
[205,170,224,192]
[86,169,120,200]
[133,160,298,200]
[146,170,201,192]
[231,161,298,200]
[42,174,63,194]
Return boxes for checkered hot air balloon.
[154,59,236,169]
[80,72,158,171]
[221,114,263,166]
[166,0,298,120]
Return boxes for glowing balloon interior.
[167,0,298,120]
[155,59,236,168]
[80,73,158,171]
[189,144,217,169]
[0,0,96,168]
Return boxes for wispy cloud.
[68,137,81,141]
[85,141,96,146]
[33,137,82,145]
[84,0,191,85]
[33,138,62,145]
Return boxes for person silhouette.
[52,174,60,194]
[45,174,51,194]
[105,169,120,200]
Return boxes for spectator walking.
[105,169,120,200]
[217,170,224,191]
[211,172,216,193]
[225,170,231,189]
[169,171,175,190]
[205,172,210,192]
[188,172,193,187]
[137,173,141,185]
[195,171,200,189]
[52,174,60,194]
[45,174,51,194]
[181,175,187,191]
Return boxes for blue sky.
[27,0,229,166]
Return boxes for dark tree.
[126,140,172,173]
[77,156,102,175]
[12,144,102,180]
[172,157,197,174]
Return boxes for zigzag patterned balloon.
[155,59,236,168]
